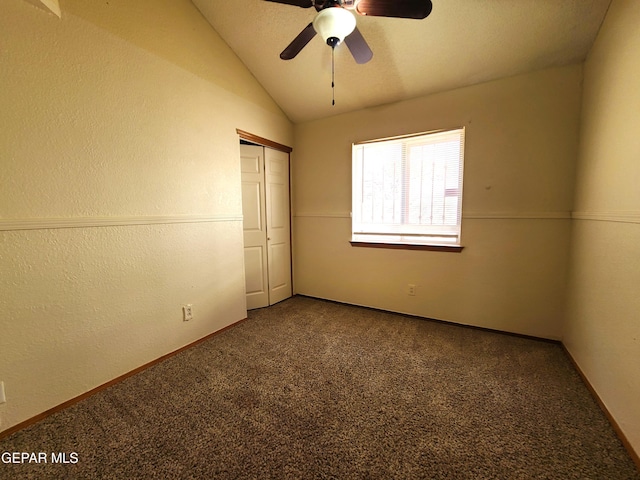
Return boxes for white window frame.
[351,127,465,249]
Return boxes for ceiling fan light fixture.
[312,7,356,48]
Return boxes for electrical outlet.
[408,284,416,296]
[0,381,6,404]
[183,305,193,322]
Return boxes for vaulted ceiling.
[192,0,611,124]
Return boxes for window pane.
[407,157,421,224]
[361,143,402,225]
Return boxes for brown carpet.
[1,296,638,479]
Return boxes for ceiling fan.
[266,0,434,64]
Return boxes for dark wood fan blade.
[280,23,317,60]
[345,27,373,64]
[264,0,313,8]
[356,0,432,19]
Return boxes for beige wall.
[293,65,582,339]
[3,0,636,460]
[564,0,640,457]
[0,0,292,433]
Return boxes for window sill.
[349,241,464,252]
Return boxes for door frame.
[237,129,293,307]
[237,129,292,155]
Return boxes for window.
[351,127,465,249]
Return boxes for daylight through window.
[351,127,465,247]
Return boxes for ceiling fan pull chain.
[331,46,335,106]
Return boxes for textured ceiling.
[192,0,611,124]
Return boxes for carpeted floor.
[1,296,638,479]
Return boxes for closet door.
[265,148,292,305]
[240,144,292,309]
[241,145,269,309]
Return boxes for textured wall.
[564,0,640,457]
[0,0,292,433]
[293,65,582,339]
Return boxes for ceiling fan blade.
[345,27,373,64]
[264,0,313,7]
[280,23,317,60]
[355,0,433,19]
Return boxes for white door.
[264,147,292,305]
[240,144,292,309]
[241,145,269,309]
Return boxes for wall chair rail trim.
[572,211,640,224]
[0,214,243,232]
[294,211,572,220]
